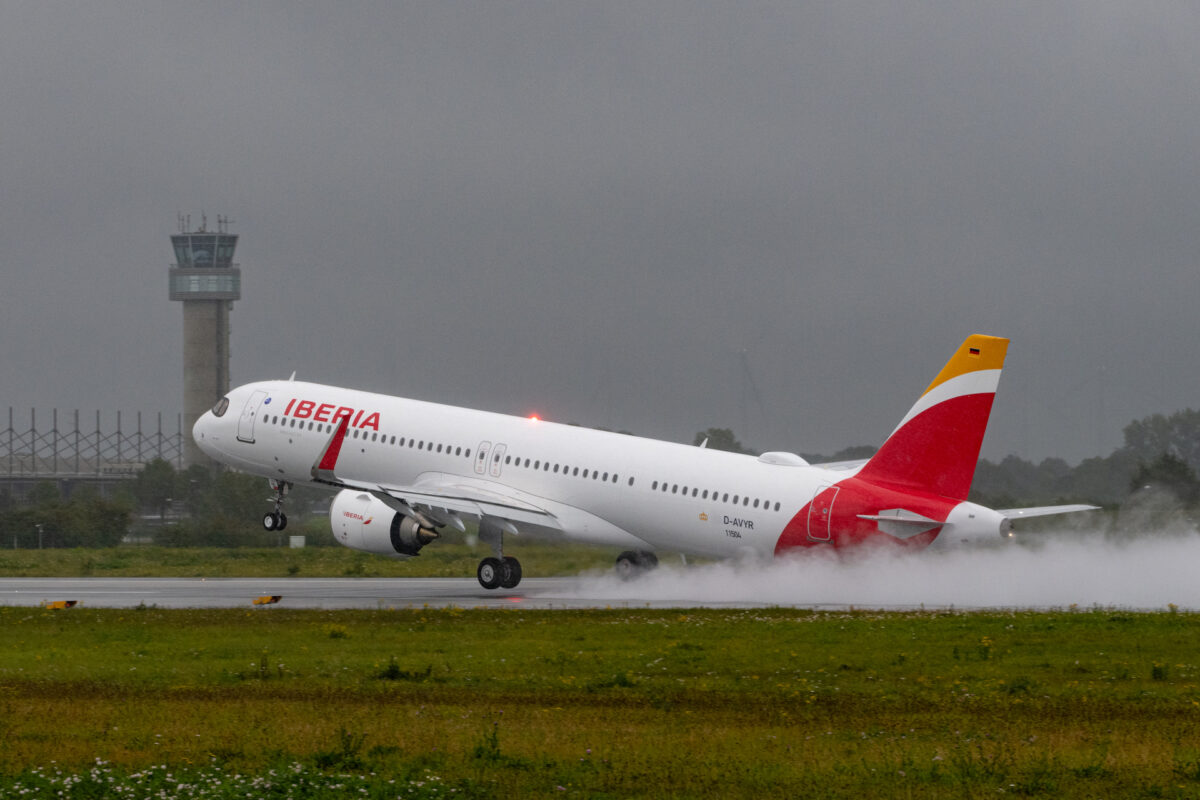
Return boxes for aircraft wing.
[998,504,1100,519]
[359,475,560,530]
[310,419,559,529]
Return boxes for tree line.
[0,461,336,549]
[697,408,1200,515]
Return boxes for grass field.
[1,605,1199,797]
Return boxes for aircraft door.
[489,444,507,477]
[806,484,839,542]
[474,441,492,475]
[236,390,269,443]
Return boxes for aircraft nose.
[192,412,213,452]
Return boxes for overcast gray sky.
[2,2,1198,463]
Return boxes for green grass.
[0,542,630,578]
[1,606,1199,797]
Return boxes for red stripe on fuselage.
[774,476,957,555]
[317,417,350,472]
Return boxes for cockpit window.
[212,397,230,417]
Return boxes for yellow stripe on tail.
[922,335,1009,396]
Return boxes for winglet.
[311,416,350,482]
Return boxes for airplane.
[192,334,1097,589]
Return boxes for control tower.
[168,214,240,468]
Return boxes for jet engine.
[329,489,439,557]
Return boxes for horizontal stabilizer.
[857,508,944,539]
[999,504,1100,520]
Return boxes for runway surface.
[4,535,1198,611]
[0,576,773,610]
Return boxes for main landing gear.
[615,550,658,580]
[476,517,522,590]
[262,479,292,531]
[477,556,522,591]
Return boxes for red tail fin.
[855,335,1009,501]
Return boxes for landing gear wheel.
[477,557,503,590]
[615,550,658,580]
[264,480,292,532]
[500,556,522,589]
[615,551,639,580]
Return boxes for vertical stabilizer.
[855,335,1009,501]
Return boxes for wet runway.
[4,535,1198,611]
[0,576,735,610]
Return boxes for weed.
[374,658,434,682]
[586,672,636,691]
[312,726,366,770]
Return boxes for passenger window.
[652,481,658,490]
[753,499,760,508]
[672,485,678,494]
[554,464,560,473]
[505,455,511,464]
[628,477,634,486]
[731,494,737,504]
[743,497,750,506]
[702,490,709,499]
[774,502,781,511]
[573,467,579,476]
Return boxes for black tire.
[615,550,640,581]
[477,557,503,590]
[262,512,278,531]
[616,550,658,580]
[500,556,522,589]
[277,513,288,531]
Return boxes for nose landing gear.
[262,479,292,531]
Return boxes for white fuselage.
[194,380,901,559]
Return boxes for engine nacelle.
[329,489,439,557]
[928,501,1012,549]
